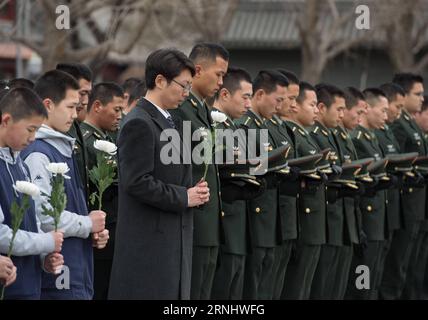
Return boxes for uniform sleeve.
[0,203,55,256]
[23,152,92,239]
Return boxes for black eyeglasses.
[172,79,192,93]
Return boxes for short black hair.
[315,83,345,108]
[189,42,229,64]
[0,88,47,121]
[217,66,252,98]
[392,73,424,94]
[253,70,289,94]
[122,77,141,94]
[56,63,93,82]
[88,82,124,112]
[7,78,34,89]
[297,81,316,104]
[277,69,300,85]
[128,81,147,105]
[34,70,80,104]
[145,48,195,90]
[343,87,365,109]
[379,83,406,103]
[421,96,428,112]
[363,88,387,107]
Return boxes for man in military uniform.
[347,88,390,299]
[170,43,229,300]
[332,87,367,299]
[235,70,288,299]
[80,83,125,300]
[415,96,428,299]
[210,67,253,300]
[374,83,416,300]
[391,73,427,299]
[282,82,327,299]
[265,70,300,300]
[56,63,93,199]
[309,84,351,299]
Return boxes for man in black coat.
[108,49,210,300]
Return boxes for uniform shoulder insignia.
[321,129,329,136]
[270,118,278,125]
[364,132,371,140]
[82,130,90,138]
[298,128,306,136]
[341,132,347,140]
[313,126,319,134]
[243,116,252,126]
[190,99,198,107]
[292,126,297,132]
[404,114,410,121]
[254,118,261,127]
[356,131,362,140]
[224,120,230,127]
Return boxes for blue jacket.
[0,149,41,299]
[22,125,94,300]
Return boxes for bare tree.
[296,0,371,84]
[0,0,157,71]
[375,0,428,73]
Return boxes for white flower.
[94,140,117,155]
[211,111,227,123]
[46,163,70,178]
[13,181,40,197]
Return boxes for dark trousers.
[281,244,321,300]
[345,240,384,300]
[402,226,428,299]
[191,246,219,300]
[242,246,275,300]
[211,250,245,300]
[310,244,342,299]
[379,224,419,300]
[332,245,354,300]
[93,258,113,300]
[271,240,293,299]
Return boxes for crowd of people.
[0,42,427,300]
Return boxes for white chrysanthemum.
[13,181,40,197]
[211,111,227,123]
[46,163,70,175]
[94,140,117,155]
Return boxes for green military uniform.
[265,115,298,299]
[282,120,326,300]
[375,124,413,299]
[171,93,222,300]
[309,121,349,299]
[333,126,362,299]
[391,110,428,299]
[421,133,428,299]
[346,125,388,299]
[80,121,118,300]
[67,120,89,199]
[235,110,280,299]
[211,109,248,300]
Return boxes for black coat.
[108,98,193,300]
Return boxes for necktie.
[166,115,176,129]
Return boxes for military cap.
[317,148,333,174]
[251,144,291,176]
[218,162,267,202]
[413,155,428,175]
[352,157,375,183]
[367,158,389,181]
[287,153,323,180]
[386,152,418,177]
[331,162,362,190]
